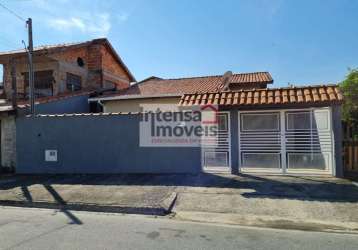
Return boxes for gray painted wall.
[15,104,342,176]
[331,105,344,177]
[18,95,90,115]
[16,114,201,174]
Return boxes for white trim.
[285,110,331,132]
[240,112,280,132]
[329,106,336,176]
[286,152,331,172]
[241,152,282,169]
[280,110,287,174]
[202,111,231,173]
[238,107,334,176]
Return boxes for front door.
[238,108,333,174]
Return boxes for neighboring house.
[89,71,273,112]
[90,72,343,176]
[0,38,135,170]
[0,38,135,99]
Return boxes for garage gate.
[200,108,334,175]
[238,108,334,175]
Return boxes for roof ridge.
[0,40,89,55]
[163,71,272,81]
[232,71,270,75]
[164,74,224,80]
[0,38,106,55]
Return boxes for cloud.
[47,13,111,37]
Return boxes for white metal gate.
[202,112,231,172]
[238,108,333,175]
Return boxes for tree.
[340,68,358,138]
[340,68,358,121]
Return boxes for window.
[103,80,116,89]
[77,57,85,67]
[66,73,82,91]
[204,151,229,167]
[313,111,329,130]
[286,110,329,131]
[287,112,311,130]
[287,153,328,170]
[217,113,228,132]
[242,153,281,169]
[23,70,54,97]
[241,113,280,131]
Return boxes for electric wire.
[0,1,26,22]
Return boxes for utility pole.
[26,18,35,115]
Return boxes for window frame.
[240,112,280,132]
[203,151,229,167]
[241,152,282,169]
[22,70,54,97]
[285,110,330,132]
[66,72,82,92]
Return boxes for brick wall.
[3,58,59,98]
[47,42,131,90]
[1,40,133,100]
[100,44,131,90]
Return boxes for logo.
[139,104,219,147]
[200,104,218,124]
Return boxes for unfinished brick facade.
[0,38,135,100]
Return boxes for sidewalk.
[0,173,357,233]
[0,175,177,215]
[172,174,358,233]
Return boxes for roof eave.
[99,39,136,82]
[89,93,182,102]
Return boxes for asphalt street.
[0,206,357,250]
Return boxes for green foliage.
[340,68,358,123]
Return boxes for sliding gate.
[239,108,333,175]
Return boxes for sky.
[0,0,357,87]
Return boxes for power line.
[0,1,26,22]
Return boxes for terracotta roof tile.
[228,72,273,85]
[99,72,273,98]
[179,85,342,107]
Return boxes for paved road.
[0,206,357,250]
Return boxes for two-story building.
[0,38,135,169]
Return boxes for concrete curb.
[173,211,358,234]
[0,192,178,216]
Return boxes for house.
[89,72,344,176]
[0,38,343,177]
[0,38,135,170]
[0,38,135,99]
[89,71,273,112]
